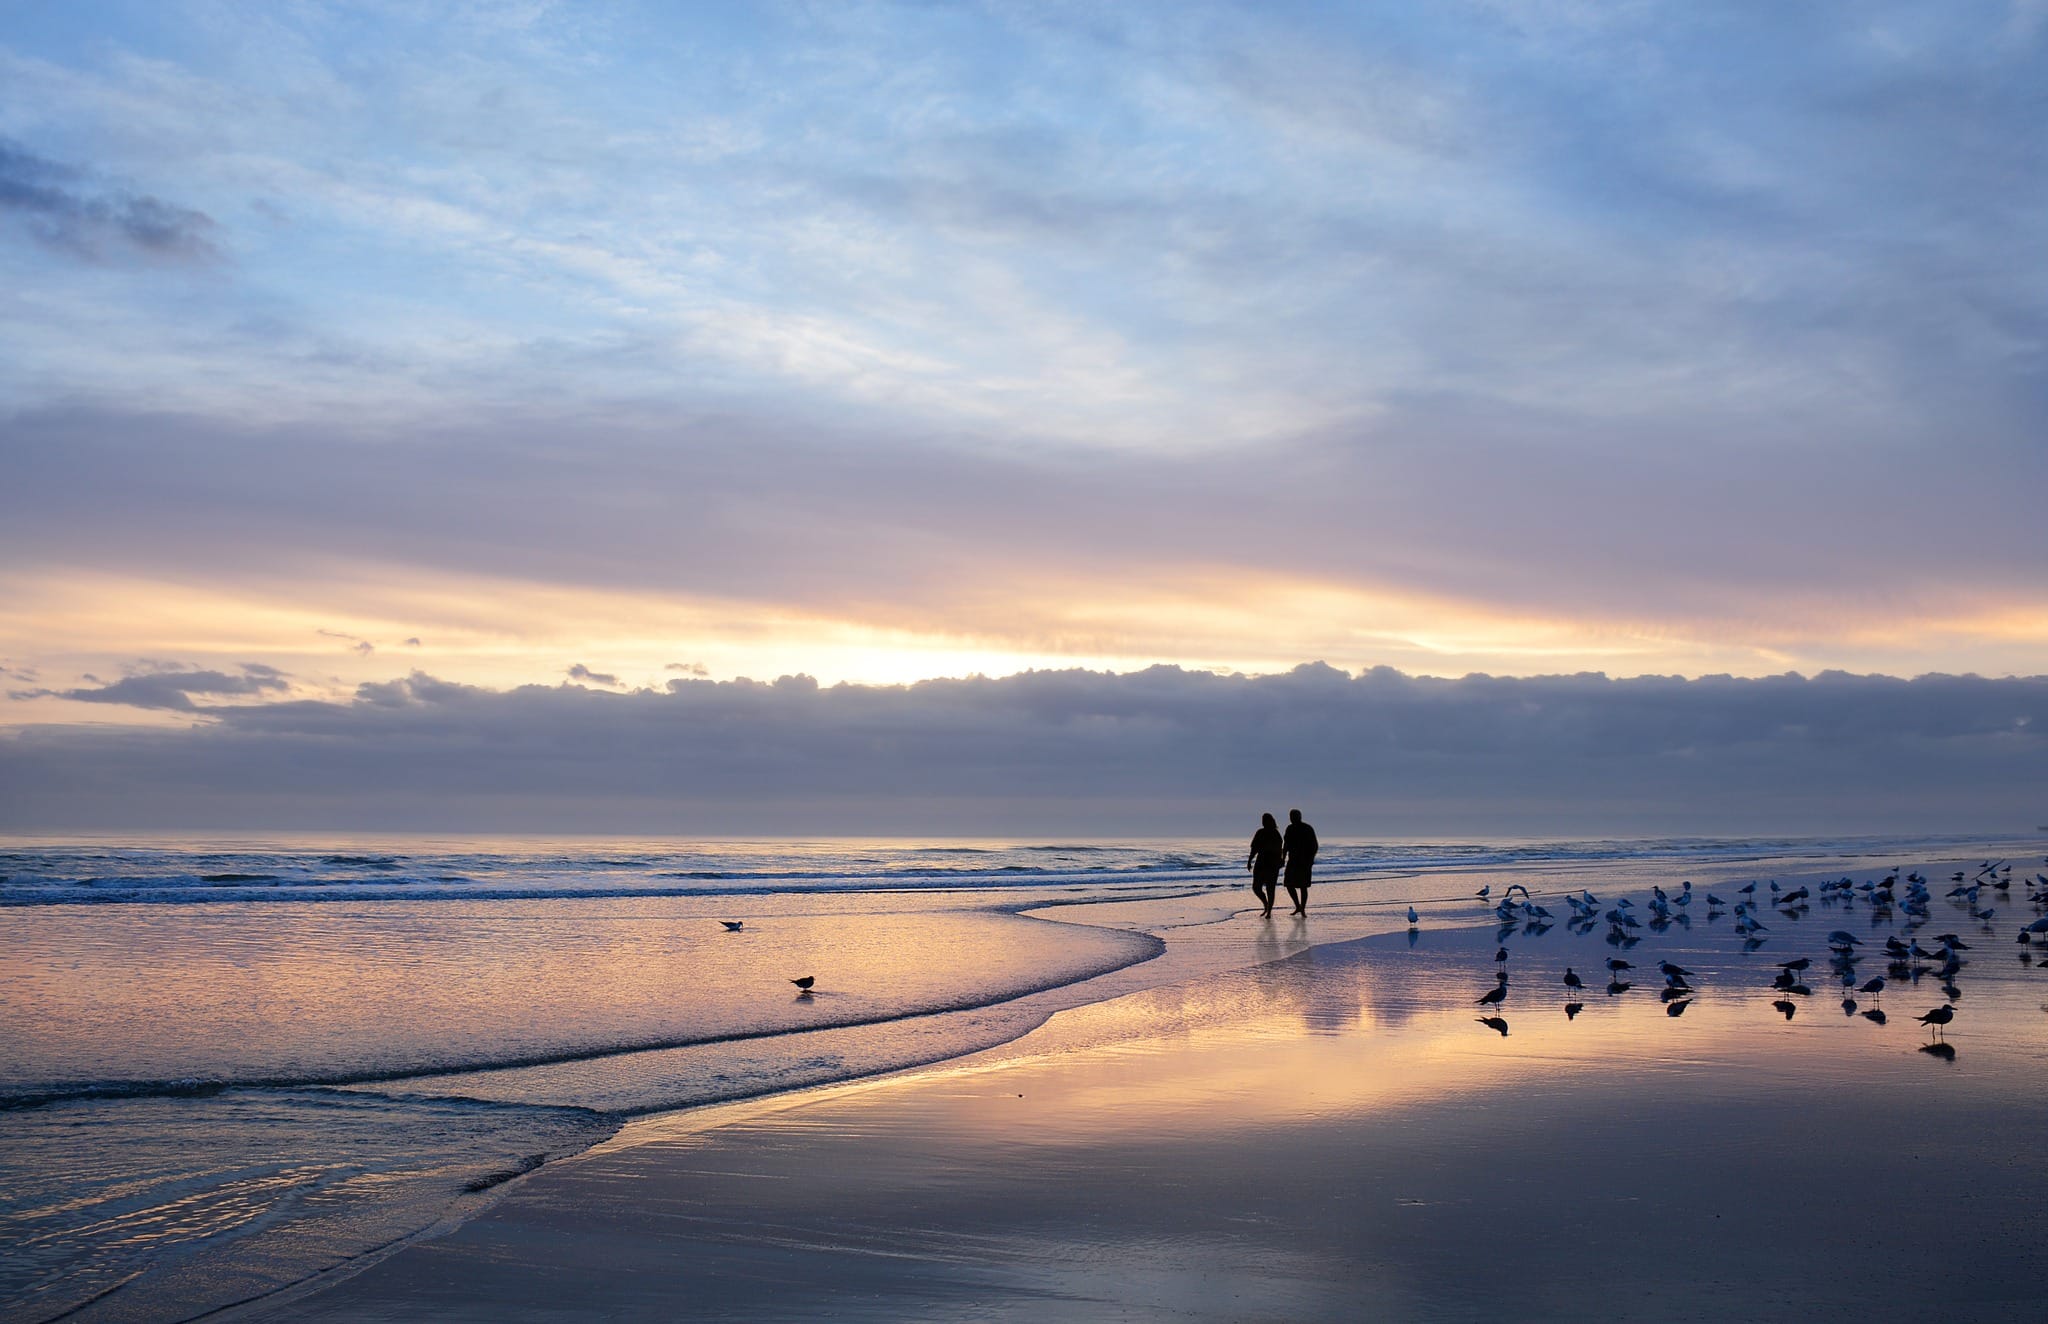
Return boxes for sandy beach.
[249,868,2048,1323]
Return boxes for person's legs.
[1252,879,1274,915]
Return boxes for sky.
[1,2,2043,832]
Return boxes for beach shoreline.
[241,850,2048,1322]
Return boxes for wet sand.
[256,892,2048,1322]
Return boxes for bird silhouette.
[1607,958,1633,974]
[1919,1040,1957,1061]
[1563,967,1584,994]
[791,976,816,992]
[1666,999,1691,1017]
[1606,979,1631,996]
[1477,1016,1510,1036]
[1915,1004,1954,1038]
[1407,906,1420,927]
[720,920,745,932]
[1564,1002,1583,1020]
[1659,961,1692,980]
[1773,999,1797,1020]
[1861,1007,1888,1026]
[1476,984,1507,1008]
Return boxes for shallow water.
[2,833,2041,1322]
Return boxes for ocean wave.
[0,927,1164,1111]
[0,832,2029,908]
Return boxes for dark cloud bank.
[3,665,2042,836]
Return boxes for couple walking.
[1247,809,1317,916]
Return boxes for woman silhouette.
[1247,813,1283,917]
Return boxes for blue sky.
[0,1,2044,827]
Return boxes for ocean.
[2,831,2039,1321]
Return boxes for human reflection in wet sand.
[1246,813,1282,918]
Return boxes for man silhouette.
[1282,808,1318,915]
[1246,812,1283,917]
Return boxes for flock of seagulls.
[1457,856,2048,1055]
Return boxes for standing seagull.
[791,976,817,992]
[1407,906,1420,928]
[1915,1004,1954,1039]
[1563,967,1584,995]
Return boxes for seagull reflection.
[1861,1007,1888,1026]
[1666,999,1692,1017]
[1564,1002,1583,1020]
[1477,1016,1510,1036]
[1606,980,1631,996]
[1919,1041,1957,1061]
[1773,999,1797,1020]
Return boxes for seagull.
[719,920,745,932]
[1659,961,1692,980]
[1857,977,1886,998]
[1776,958,1811,973]
[1477,885,1491,900]
[1495,946,1510,965]
[791,976,816,992]
[1477,984,1507,1008]
[1915,1004,1954,1038]
[1407,906,1420,927]
[1564,967,1584,994]
[1607,958,1633,974]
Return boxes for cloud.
[2,665,2041,834]
[0,137,219,262]
[318,629,376,655]
[666,662,710,676]
[12,663,289,713]
[404,637,422,647]
[4,404,2044,682]
[566,663,619,687]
